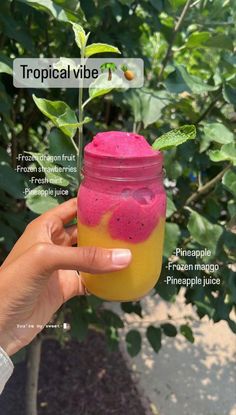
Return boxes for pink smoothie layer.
[85,131,157,157]
[78,132,166,243]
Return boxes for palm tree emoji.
[100,62,117,81]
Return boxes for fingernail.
[112,249,132,267]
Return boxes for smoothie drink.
[77,131,166,301]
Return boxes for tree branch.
[25,335,42,415]
[185,164,232,206]
[158,0,192,82]
[195,89,222,124]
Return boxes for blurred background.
[0,1,235,414]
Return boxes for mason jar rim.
[83,150,164,182]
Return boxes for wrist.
[0,338,12,356]
[0,331,22,357]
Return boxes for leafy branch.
[196,88,223,124]
[158,0,192,82]
[152,125,196,151]
[73,23,87,185]
[32,23,120,186]
[185,164,232,205]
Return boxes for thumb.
[31,243,132,275]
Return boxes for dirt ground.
[0,331,146,415]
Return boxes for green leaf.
[85,43,121,57]
[53,111,88,130]
[224,229,236,254]
[0,146,11,164]
[163,223,181,258]
[100,309,124,329]
[180,325,194,343]
[84,73,118,107]
[0,162,26,198]
[204,197,221,221]
[213,295,231,322]
[0,81,12,117]
[27,152,70,187]
[228,199,236,219]
[165,68,191,94]
[116,0,133,4]
[71,312,89,342]
[146,326,162,353]
[164,149,183,179]
[48,129,76,169]
[176,65,218,94]
[26,186,61,214]
[121,302,142,317]
[17,0,85,23]
[33,95,90,138]
[72,23,87,50]
[223,84,236,107]
[53,57,79,72]
[222,169,236,197]
[0,220,17,251]
[203,122,234,144]
[205,34,234,51]
[194,300,215,319]
[105,326,119,352]
[0,189,13,208]
[0,7,35,51]
[227,319,236,334]
[89,87,113,100]
[149,0,163,11]
[86,295,103,310]
[153,125,196,151]
[48,130,77,186]
[0,54,12,75]
[187,209,223,254]
[185,32,233,51]
[166,196,177,218]
[126,330,142,357]
[141,91,168,128]
[83,70,122,107]
[161,323,177,337]
[156,276,178,302]
[168,0,186,9]
[2,211,27,233]
[128,89,169,128]
[209,143,236,165]
[185,32,211,48]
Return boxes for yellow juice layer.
[78,216,165,302]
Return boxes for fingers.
[31,243,132,275]
[65,225,77,245]
[0,243,132,297]
[55,270,86,301]
[43,198,77,225]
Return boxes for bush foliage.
[0,0,235,357]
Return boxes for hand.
[0,198,131,356]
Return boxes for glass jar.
[77,144,166,302]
